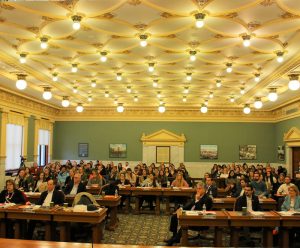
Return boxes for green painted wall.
[53,121,276,162]
[274,116,300,163]
[27,116,35,161]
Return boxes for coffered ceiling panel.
[0,0,300,115]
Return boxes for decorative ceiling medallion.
[27,26,40,34]
[281,12,298,19]
[247,21,261,31]
[134,23,148,31]
[260,0,275,6]
[102,13,115,19]
[127,0,142,6]
[161,12,174,18]
[0,4,15,10]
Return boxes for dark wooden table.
[178,210,229,247]
[0,208,6,238]
[227,211,280,247]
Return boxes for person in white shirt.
[277,175,295,196]
[37,179,64,206]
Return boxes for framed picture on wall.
[156,146,170,163]
[239,145,256,160]
[200,145,218,159]
[78,143,88,157]
[277,145,285,161]
[109,144,127,158]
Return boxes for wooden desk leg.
[0,221,6,238]
[263,228,273,248]
[181,226,188,246]
[125,197,130,213]
[230,227,239,247]
[14,222,20,239]
[59,222,66,242]
[281,228,289,248]
[44,222,51,241]
[108,206,118,231]
[215,227,223,247]
[155,196,160,215]
[165,197,170,215]
[92,224,101,243]
[134,197,140,214]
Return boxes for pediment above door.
[284,127,300,147]
[141,129,186,146]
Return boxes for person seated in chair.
[164,182,213,246]
[205,176,218,198]
[281,185,300,211]
[0,179,27,204]
[37,179,65,206]
[64,173,86,195]
[235,183,261,211]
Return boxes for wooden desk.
[178,211,228,247]
[227,211,280,247]
[5,206,52,240]
[213,197,277,210]
[86,186,100,195]
[131,187,162,215]
[52,208,107,243]
[162,188,195,214]
[276,211,300,248]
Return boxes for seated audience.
[165,182,213,246]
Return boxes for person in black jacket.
[64,173,86,195]
[0,179,27,204]
[205,176,218,198]
[165,182,213,246]
[37,179,65,206]
[235,184,261,211]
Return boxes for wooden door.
[292,147,300,178]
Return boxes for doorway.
[292,147,300,178]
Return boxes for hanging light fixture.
[52,73,58,82]
[19,53,27,64]
[226,63,232,73]
[254,97,263,109]
[157,91,161,98]
[243,104,251,114]
[268,88,278,102]
[182,96,187,102]
[152,79,158,87]
[134,96,138,102]
[73,87,78,93]
[116,73,122,81]
[194,13,205,28]
[71,15,82,30]
[186,73,192,81]
[139,34,148,47]
[288,74,300,91]
[158,104,166,113]
[159,99,164,105]
[114,99,118,105]
[216,80,222,88]
[88,96,92,102]
[209,92,214,98]
[104,91,109,97]
[148,63,155,72]
[183,86,189,94]
[204,99,208,106]
[200,104,208,113]
[240,87,245,95]
[189,51,197,61]
[117,103,124,113]
[100,51,107,62]
[40,37,48,49]
[242,35,251,47]
[276,51,284,63]
[61,96,70,107]
[91,80,96,88]
[76,103,84,112]
[230,97,235,103]
[254,73,260,82]
[16,74,27,90]
[71,64,78,73]
[126,86,132,93]
[43,87,52,100]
